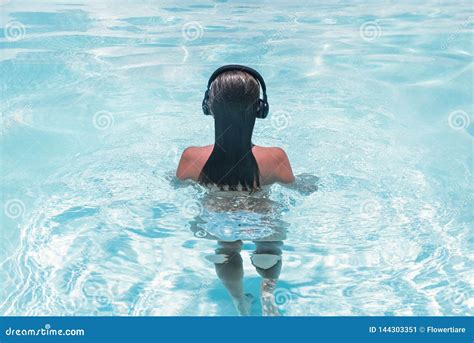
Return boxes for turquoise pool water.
[1,1,473,316]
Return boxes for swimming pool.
[1,0,472,316]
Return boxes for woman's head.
[199,69,264,191]
[209,70,260,119]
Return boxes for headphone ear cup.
[202,90,211,115]
[256,99,269,119]
[202,101,210,115]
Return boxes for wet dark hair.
[198,70,261,191]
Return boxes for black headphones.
[202,64,269,119]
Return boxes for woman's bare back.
[176,145,294,185]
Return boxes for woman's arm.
[272,148,295,184]
[176,147,193,180]
[267,149,318,194]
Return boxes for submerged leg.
[213,240,252,315]
[251,241,283,316]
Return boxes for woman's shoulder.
[252,145,287,157]
[182,144,214,156]
[252,145,290,164]
[252,145,295,184]
[176,145,214,181]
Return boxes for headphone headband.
[202,64,269,118]
[206,65,267,95]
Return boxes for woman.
[176,65,295,315]
[176,65,295,188]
